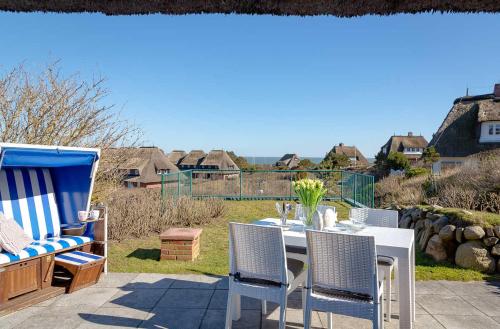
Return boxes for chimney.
[408,132,413,137]
[494,84,500,98]
[339,143,344,147]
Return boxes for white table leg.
[398,251,413,329]
[411,241,416,322]
[232,294,241,321]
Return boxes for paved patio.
[1,273,499,329]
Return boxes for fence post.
[239,170,242,200]
[189,171,193,197]
[177,172,180,198]
[353,173,357,206]
[371,175,375,208]
[161,174,165,200]
[340,171,343,202]
[289,174,293,201]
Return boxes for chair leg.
[302,287,307,322]
[379,294,384,329]
[393,263,399,301]
[327,312,333,329]
[303,297,312,329]
[225,290,233,329]
[278,293,288,329]
[262,300,267,315]
[385,270,391,322]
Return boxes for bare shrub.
[107,188,225,240]
[376,150,500,213]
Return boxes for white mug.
[78,211,89,221]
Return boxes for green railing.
[161,169,374,208]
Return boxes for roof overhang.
[1,0,499,17]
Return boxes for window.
[480,121,500,143]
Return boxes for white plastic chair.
[304,230,384,329]
[225,222,307,329]
[350,207,399,322]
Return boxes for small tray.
[60,223,87,236]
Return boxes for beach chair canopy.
[0,143,100,239]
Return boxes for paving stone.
[77,306,151,328]
[389,297,429,316]
[262,306,323,328]
[15,305,97,329]
[463,295,500,317]
[438,280,499,296]
[415,281,454,295]
[208,289,261,310]
[155,288,214,309]
[201,309,261,329]
[0,305,45,329]
[169,274,220,289]
[492,316,500,324]
[417,295,483,316]
[102,288,167,310]
[216,276,229,290]
[126,273,176,289]
[93,272,139,288]
[51,288,121,307]
[414,315,445,329]
[141,308,206,329]
[316,313,375,329]
[434,315,500,329]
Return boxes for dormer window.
[480,121,500,143]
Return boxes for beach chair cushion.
[0,168,61,240]
[0,235,92,265]
[55,250,103,266]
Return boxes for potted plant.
[292,178,327,227]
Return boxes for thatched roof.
[429,90,500,158]
[332,143,369,166]
[276,153,300,169]
[1,1,499,17]
[167,150,187,166]
[178,150,206,167]
[109,146,179,184]
[200,150,239,170]
[380,133,428,160]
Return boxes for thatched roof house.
[167,150,187,166]
[276,154,300,169]
[200,150,239,170]
[332,143,369,166]
[379,132,428,162]
[429,84,500,170]
[111,146,178,188]
[178,150,207,169]
[1,1,498,17]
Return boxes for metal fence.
[161,169,374,208]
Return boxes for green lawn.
[108,200,499,281]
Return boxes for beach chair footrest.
[54,251,105,293]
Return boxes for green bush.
[405,167,430,178]
[386,151,410,171]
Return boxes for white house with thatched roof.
[331,143,369,167]
[167,150,187,166]
[275,154,300,169]
[379,132,428,163]
[429,84,500,172]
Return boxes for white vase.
[313,210,324,231]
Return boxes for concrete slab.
[77,306,151,328]
[438,281,499,296]
[15,305,97,329]
[208,290,262,310]
[155,288,214,309]
[415,281,454,295]
[102,288,167,310]
[262,305,323,329]
[169,274,221,290]
[51,287,121,307]
[141,308,206,329]
[434,315,500,329]
[463,295,500,317]
[417,295,483,316]
[202,309,261,329]
[93,272,139,288]
[126,273,176,289]
[0,305,45,329]
[414,315,445,329]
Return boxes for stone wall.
[398,206,500,273]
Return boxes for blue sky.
[0,13,499,157]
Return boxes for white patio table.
[230,218,415,329]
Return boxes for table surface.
[254,218,414,250]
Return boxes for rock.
[424,218,433,228]
[425,235,448,262]
[455,241,496,273]
[485,227,495,237]
[494,226,500,239]
[426,212,440,220]
[410,208,423,221]
[409,222,415,229]
[498,260,500,273]
[464,226,486,240]
[491,244,500,257]
[399,215,412,229]
[483,237,499,247]
[419,225,433,251]
[456,227,464,243]
[439,225,456,241]
[415,219,425,231]
[432,216,449,234]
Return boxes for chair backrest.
[0,168,61,240]
[349,208,398,228]
[295,204,336,220]
[306,230,378,299]
[228,222,288,285]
